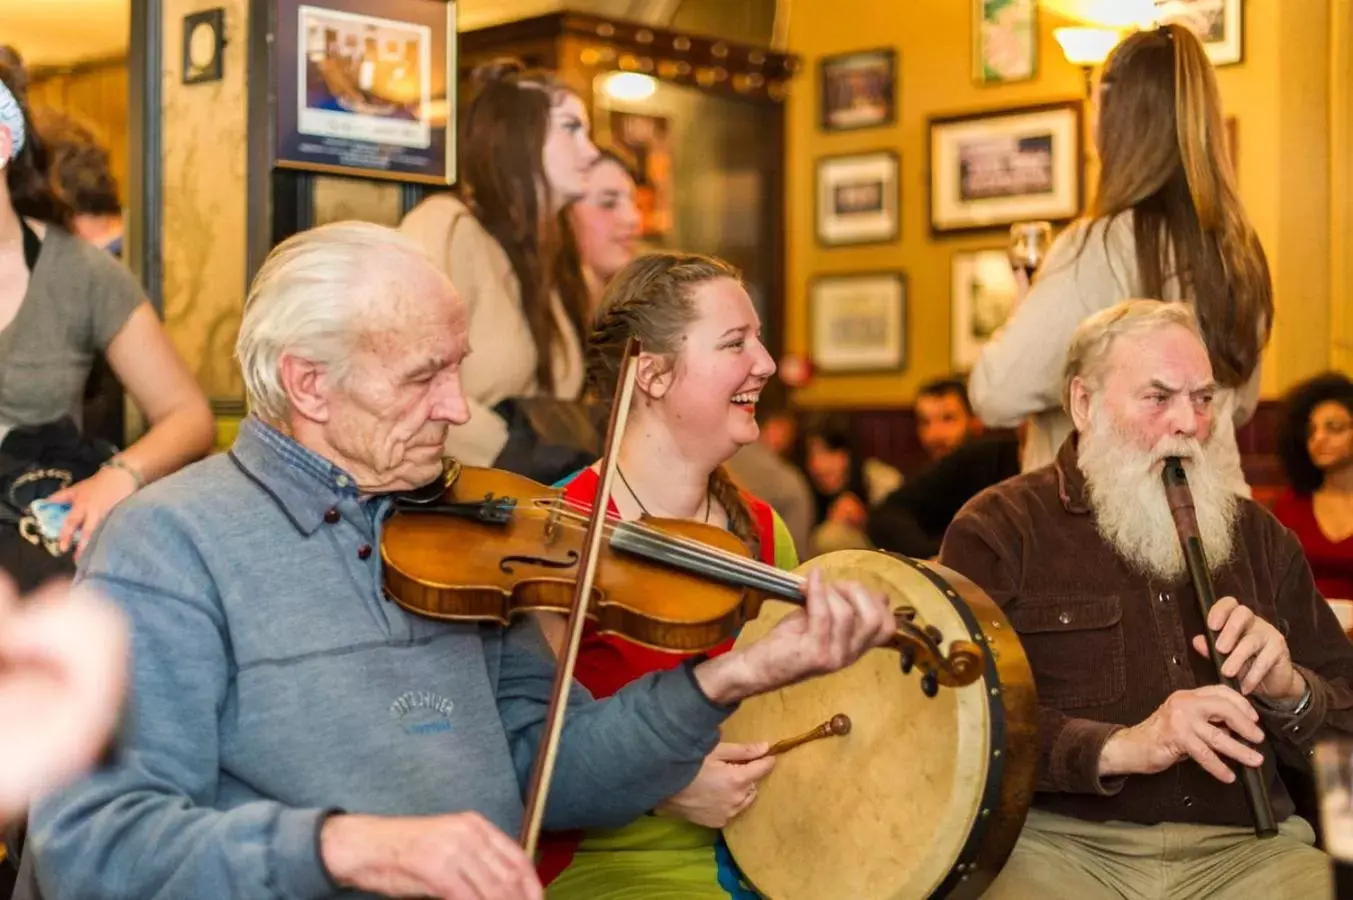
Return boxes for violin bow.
[518,336,641,858]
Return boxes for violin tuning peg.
[923,625,943,646]
[920,671,939,699]
[899,646,916,675]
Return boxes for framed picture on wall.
[927,100,1083,236]
[973,0,1038,85]
[951,249,1019,371]
[819,48,896,132]
[816,151,900,247]
[1153,0,1243,67]
[809,272,907,374]
[272,0,456,184]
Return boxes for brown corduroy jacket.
[939,435,1353,827]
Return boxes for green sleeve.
[771,510,800,571]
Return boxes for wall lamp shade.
[1054,27,1122,67]
[601,72,658,101]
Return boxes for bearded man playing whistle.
[940,300,1353,898]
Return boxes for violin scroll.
[888,612,983,690]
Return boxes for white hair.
[235,221,448,423]
[1061,300,1205,414]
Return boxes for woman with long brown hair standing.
[400,59,599,468]
[969,24,1271,493]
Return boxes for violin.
[381,463,983,691]
[379,337,982,857]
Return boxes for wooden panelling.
[27,58,129,206]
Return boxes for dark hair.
[32,108,121,215]
[459,58,578,393]
[917,377,972,414]
[1277,372,1353,495]
[0,46,74,229]
[801,411,868,509]
[1085,24,1271,390]
[554,146,641,331]
[588,252,760,549]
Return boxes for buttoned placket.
[1147,581,1196,692]
[323,484,411,642]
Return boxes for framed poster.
[1154,0,1243,67]
[816,151,900,247]
[928,100,1083,236]
[274,0,455,184]
[973,0,1038,85]
[809,272,907,374]
[951,249,1019,371]
[819,48,897,132]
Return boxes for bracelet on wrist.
[102,456,146,490]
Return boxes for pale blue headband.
[0,79,24,162]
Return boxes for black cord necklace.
[616,465,711,523]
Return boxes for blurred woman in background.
[400,59,599,469]
[1273,372,1353,603]
[969,24,1271,494]
[0,48,211,587]
[556,147,641,317]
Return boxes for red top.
[1271,489,1353,601]
[535,466,779,884]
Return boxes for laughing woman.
[535,253,803,898]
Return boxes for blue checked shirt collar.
[228,415,366,535]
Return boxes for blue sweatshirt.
[22,417,730,899]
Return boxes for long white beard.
[1077,402,1239,580]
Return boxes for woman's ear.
[634,352,671,400]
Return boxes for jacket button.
[324,508,340,524]
[1182,796,1193,807]
[358,544,372,560]
[1058,611,1071,625]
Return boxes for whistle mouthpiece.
[1161,456,1189,487]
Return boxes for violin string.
[531,498,804,594]
[518,495,937,659]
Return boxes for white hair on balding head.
[1061,299,1205,414]
[236,220,448,424]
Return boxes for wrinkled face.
[570,157,639,286]
[321,278,471,493]
[542,92,599,210]
[915,391,976,460]
[805,436,850,495]
[1075,324,1236,580]
[1309,400,1353,473]
[646,278,776,464]
[1085,324,1217,460]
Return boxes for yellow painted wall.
[784,0,1340,409]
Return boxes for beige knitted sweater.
[399,194,584,467]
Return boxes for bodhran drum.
[722,550,1038,899]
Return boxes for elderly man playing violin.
[941,300,1353,899]
[13,222,895,900]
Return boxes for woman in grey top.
[969,24,1270,496]
[0,51,213,568]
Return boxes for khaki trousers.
[984,809,1333,899]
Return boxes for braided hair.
[586,252,760,551]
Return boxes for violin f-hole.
[499,550,580,575]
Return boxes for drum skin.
[721,550,1038,899]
